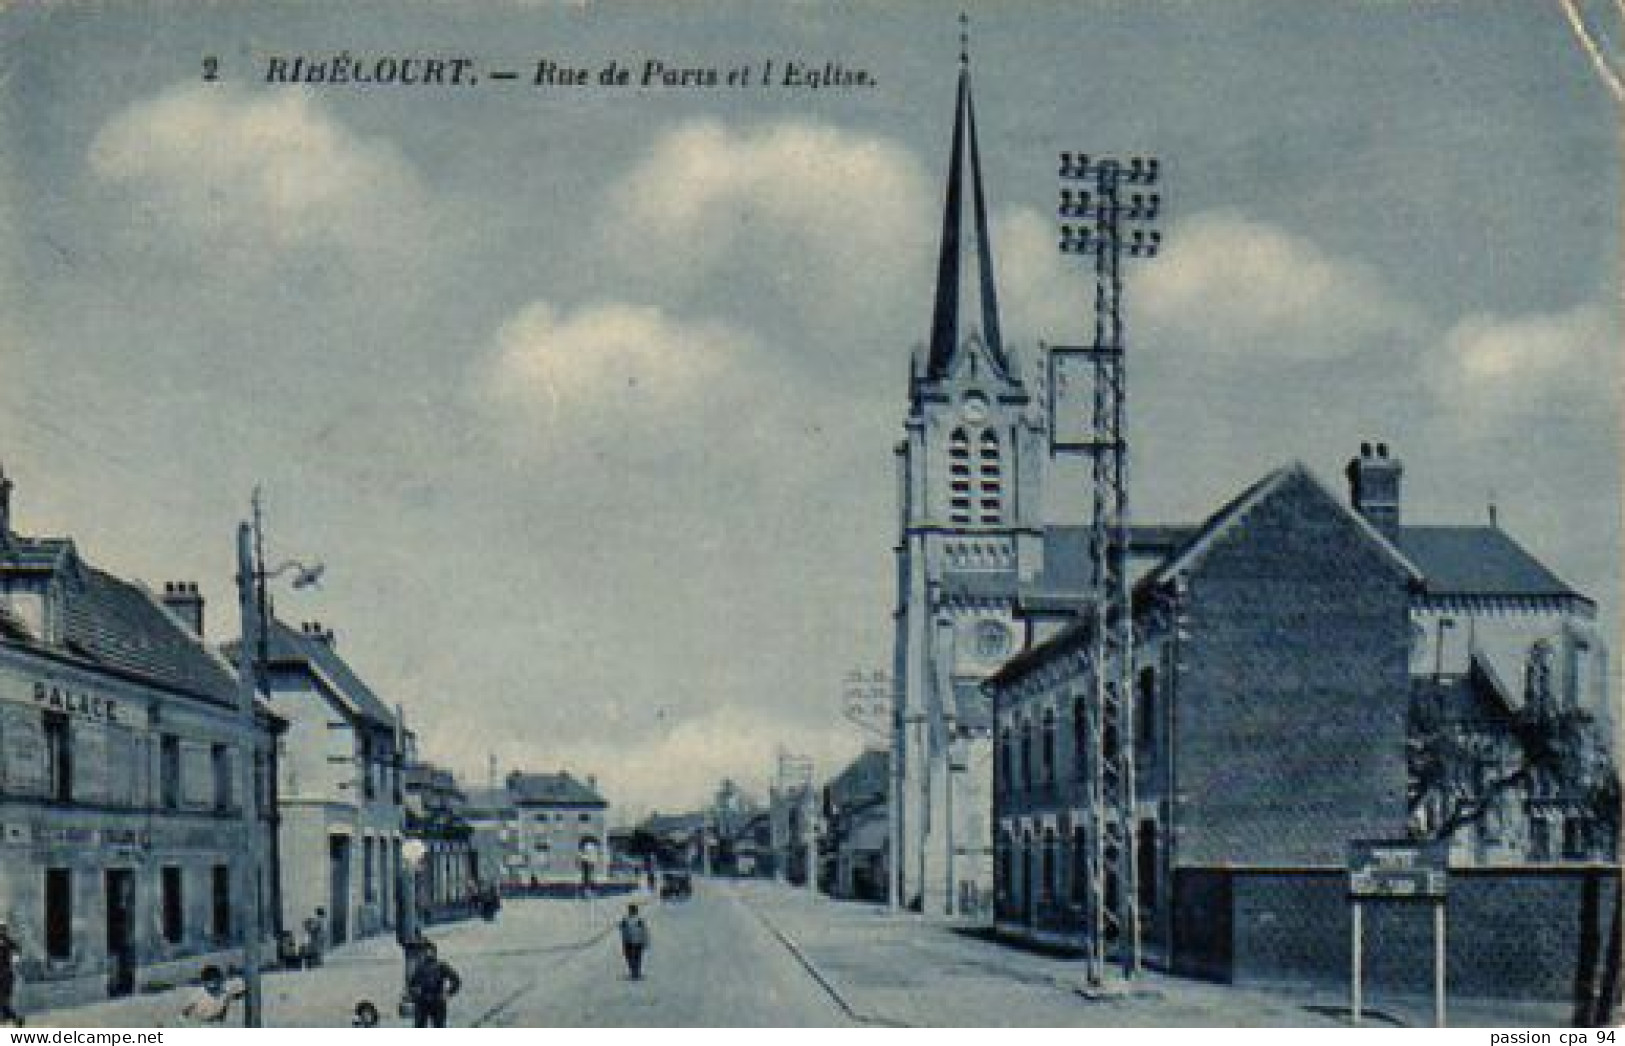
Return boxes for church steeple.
[924,19,1008,382]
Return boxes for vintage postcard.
[0,0,1618,1030]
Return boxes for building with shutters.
[0,466,283,1009]
[505,770,608,891]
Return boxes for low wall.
[1171,864,1621,1008]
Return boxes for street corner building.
[224,618,405,948]
[984,447,1620,1003]
[0,467,283,1009]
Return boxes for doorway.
[328,836,350,945]
[104,870,134,997]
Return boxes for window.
[1041,709,1056,784]
[1137,819,1158,913]
[948,429,972,525]
[44,868,71,960]
[361,737,375,801]
[161,866,184,944]
[1137,668,1157,751]
[1071,827,1088,905]
[43,712,71,803]
[978,430,1003,525]
[998,728,1013,794]
[211,865,231,941]
[211,743,232,812]
[364,838,376,903]
[1040,829,1057,904]
[253,751,268,814]
[1074,697,1088,781]
[578,813,591,824]
[160,735,180,810]
[1019,718,1033,791]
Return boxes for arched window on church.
[978,429,1003,525]
[949,428,972,525]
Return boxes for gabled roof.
[828,749,889,807]
[1142,463,1424,590]
[1397,526,1584,602]
[507,771,606,808]
[2,536,239,707]
[1023,524,1195,600]
[224,619,396,729]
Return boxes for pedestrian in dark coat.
[618,904,650,980]
[407,942,462,1028]
[0,922,22,1026]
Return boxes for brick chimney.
[300,620,336,649]
[161,581,205,636]
[1345,441,1403,543]
[0,462,13,544]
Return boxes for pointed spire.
[925,16,1008,382]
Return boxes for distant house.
[506,771,608,889]
[402,752,476,918]
[823,750,889,902]
[463,786,519,890]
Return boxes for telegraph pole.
[233,521,265,1028]
[1054,152,1163,982]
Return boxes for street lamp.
[234,488,323,1027]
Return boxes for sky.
[0,0,1619,820]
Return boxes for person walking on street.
[619,903,650,980]
[0,921,23,1026]
[406,941,462,1028]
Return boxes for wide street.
[33,879,1569,1029]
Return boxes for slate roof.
[1025,524,1194,598]
[828,749,889,807]
[1,535,239,707]
[224,619,395,729]
[1397,526,1584,602]
[461,786,514,819]
[507,771,606,808]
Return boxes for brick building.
[985,447,1617,997]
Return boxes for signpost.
[1348,839,1449,1028]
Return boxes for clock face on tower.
[961,392,989,423]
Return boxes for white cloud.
[1428,302,1619,428]
[486,299,753,422]
[1134,209,1411,361]
[89,83,430,257]
[600,119,933,328]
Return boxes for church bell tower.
[891,32,1045,916]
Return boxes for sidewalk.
[732,880,1574,1028]
[28,897,617,1029]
